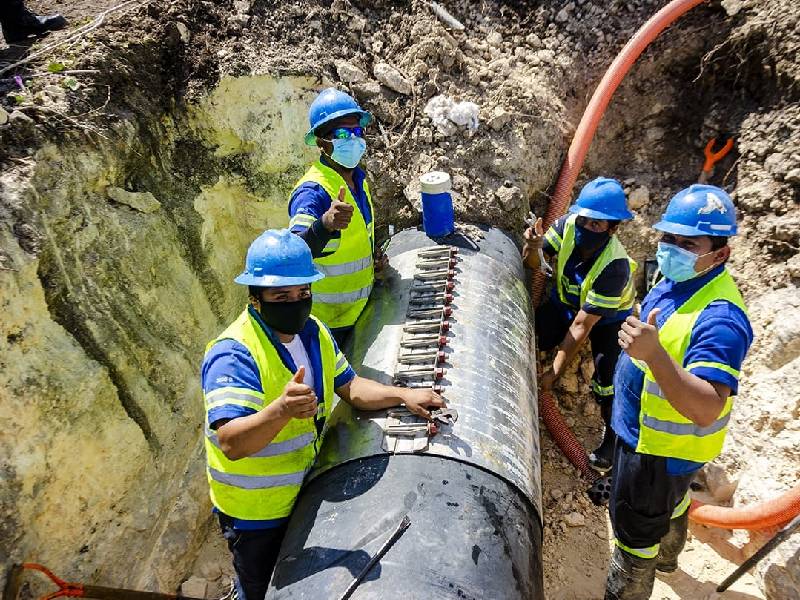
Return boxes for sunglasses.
[324,126,365,140]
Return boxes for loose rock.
[564,511,585,527]
[336,61,368,84]
[181,577,209,599]
[373,62,412,94]
[628,186,650,210]
[486,31,503,48]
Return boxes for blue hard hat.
[234,229,325,287]
[304,88,372,145]
[568,177,633,221]
[653,184,737,237]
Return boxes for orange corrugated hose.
[535,0,800,529]
[539,390,598,481]
[690,485,800,530]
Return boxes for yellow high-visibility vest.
[551,214,637,312]
[634,269,747,462]
[203,308,345,520]
[291,161,375,329]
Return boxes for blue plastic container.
[420,171,454,237]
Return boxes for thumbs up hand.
[618,308,663,362]
[278,366,318,419]
[321,187,355,231]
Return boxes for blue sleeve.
[288,183,333,233]
[684,301,754,395]
[201,340,262,428]
[326,327,356,389]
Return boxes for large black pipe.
[267,227,543,599]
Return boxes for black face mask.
[259,297,313,335]
[574,224,610,252]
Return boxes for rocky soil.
[1,0,798,598]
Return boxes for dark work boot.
[589,401,616,473]
[605,546,657,600]
[656,510,689,573]
[0,0,67,44]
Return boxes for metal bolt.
[414,269,455,281]
[418,247,455,258]
[397,350,446,364]
[403,320,449,333]
[410,282,455,293]
[407,306,452,319]
[400,335,447,348]
[409,292,454,305]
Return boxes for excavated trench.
[1,0,798,598]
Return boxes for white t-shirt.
[282,335,315,389]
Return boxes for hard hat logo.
[653,184,738,237]
[698,193,728,215]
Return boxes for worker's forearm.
[552,321,591,378]
[297,219,335,257]
[341,376,406,411]
[645,347,726,427]
[216,401,291,461]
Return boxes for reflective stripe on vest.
[313,283,374,305]
[555,215,637,311]
[635,269,747,463]
[545,227,563,252]
[293,161,375,329]
[203,310,337,521]
[206,427,316,458]
[208,467,306,489]
[316,256,373,277]
[642,380,731,436]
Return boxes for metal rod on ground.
[337,515,411,600]
[716,513,800,592]
[77,586,204,600]
[4,564,206,600]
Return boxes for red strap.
[20,564,85,600]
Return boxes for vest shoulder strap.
[297,161,338,196]
[296,161,373,218]
[658,269,746,359]
[585,235,636,282]
[206,309,250,354]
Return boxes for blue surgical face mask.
[656,242,715,282]
[329,137,366,169]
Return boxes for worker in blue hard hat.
[201,229,444,600]
[523,177,636,473]
[288,87,385,348]
[604,184,753,600]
